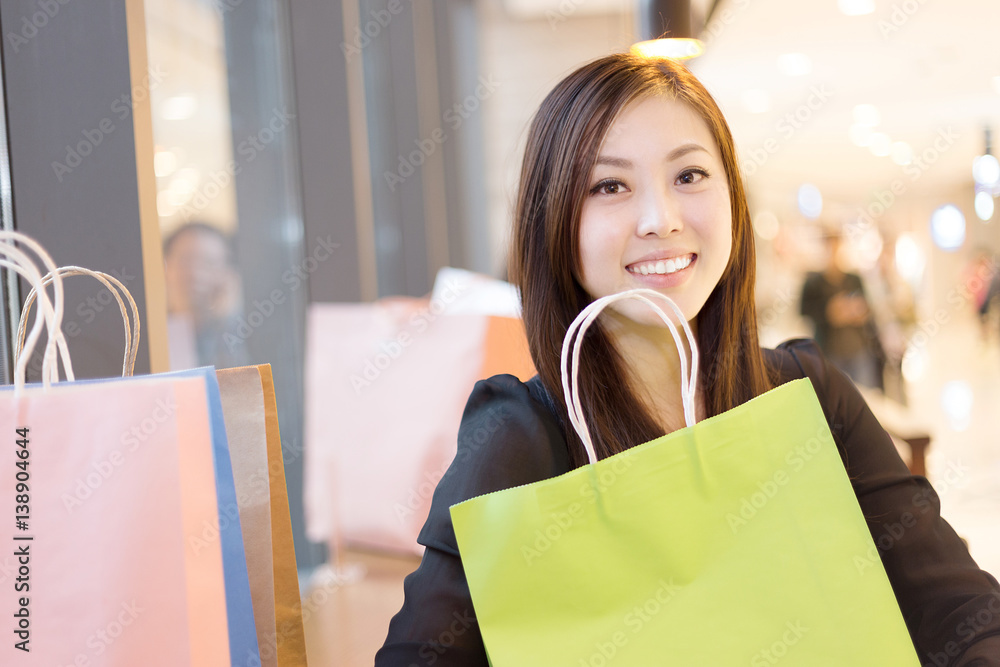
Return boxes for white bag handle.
[0,256,59,383]
[560,288,699,465]
[16,267,140,378]
[0,231,74,390]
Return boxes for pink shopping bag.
[0,376,231,666]
[304,298,534,555]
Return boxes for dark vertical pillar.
[0,0,167,380]
[433,0,491,276]
[360,0,430,298]
[221,0,318,567]
[287,1,365,305]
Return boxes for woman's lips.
[626,253,694,276]
[626,253,696,286]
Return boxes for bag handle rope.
[16,267,140,379]
[0,231,73,391]
[560,288,698,465]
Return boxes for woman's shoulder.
[449,373,572,498]
[459,373,561,432]
[763,337,824,380]
[762,338,877,450]
[763,337,841,399]
[417,374,572,553]
[459,373,569,467]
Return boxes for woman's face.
[577,94,732,329]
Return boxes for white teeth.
[628,254,693,276]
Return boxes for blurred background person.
[987,269,1000,346]
[163,221,249,370]
[800,232,884,389]
[862,235,917,404]
[967,248,1000,345]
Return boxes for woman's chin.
[602,301,694,334]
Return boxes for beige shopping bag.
[217,364,307,666]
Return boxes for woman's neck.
[599,309,704,433]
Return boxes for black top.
[375,340,1000,666]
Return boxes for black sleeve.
[375,374,570,667]
[778,339,1000,666]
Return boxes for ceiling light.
[167,167,200,206]
[153,149,178,178]
[894,234,925,284]
[797,184,823,219]
[777,53,811,77]
[850,124,874,147]
[869,133,891,157]
[852,104,880,127]
[930,204,965,251]
[753,210,780,240]
[632,0,704,61]
[630,38,704,60]
[741,89,771,114]
[890,142,913,165]
[838,0,875,16]
[161,95,198,121]
[167,188,189,207]
[975,191,995,221]
[973,154,1000,187]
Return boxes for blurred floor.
[302,549,419,667]
[909,312,1000,578]
[300,313,1000,666]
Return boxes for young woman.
[375,53,1000,666]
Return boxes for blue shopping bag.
[166,366,261,664]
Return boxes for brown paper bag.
[217,364,307,666]
[260,365,308,666]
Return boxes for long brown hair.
[510,53,774,467]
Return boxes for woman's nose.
[635,186,683,238]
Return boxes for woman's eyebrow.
[594,143,710,169]
[594,155,632,168]
[668,143,709,161]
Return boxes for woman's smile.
[625,253,697,291]
[577,94,732,327]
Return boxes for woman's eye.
[590,179,626,196]
[677,169,709,185]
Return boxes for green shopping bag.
[450,288,920,666]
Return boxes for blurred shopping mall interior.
[1,0,998,664]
